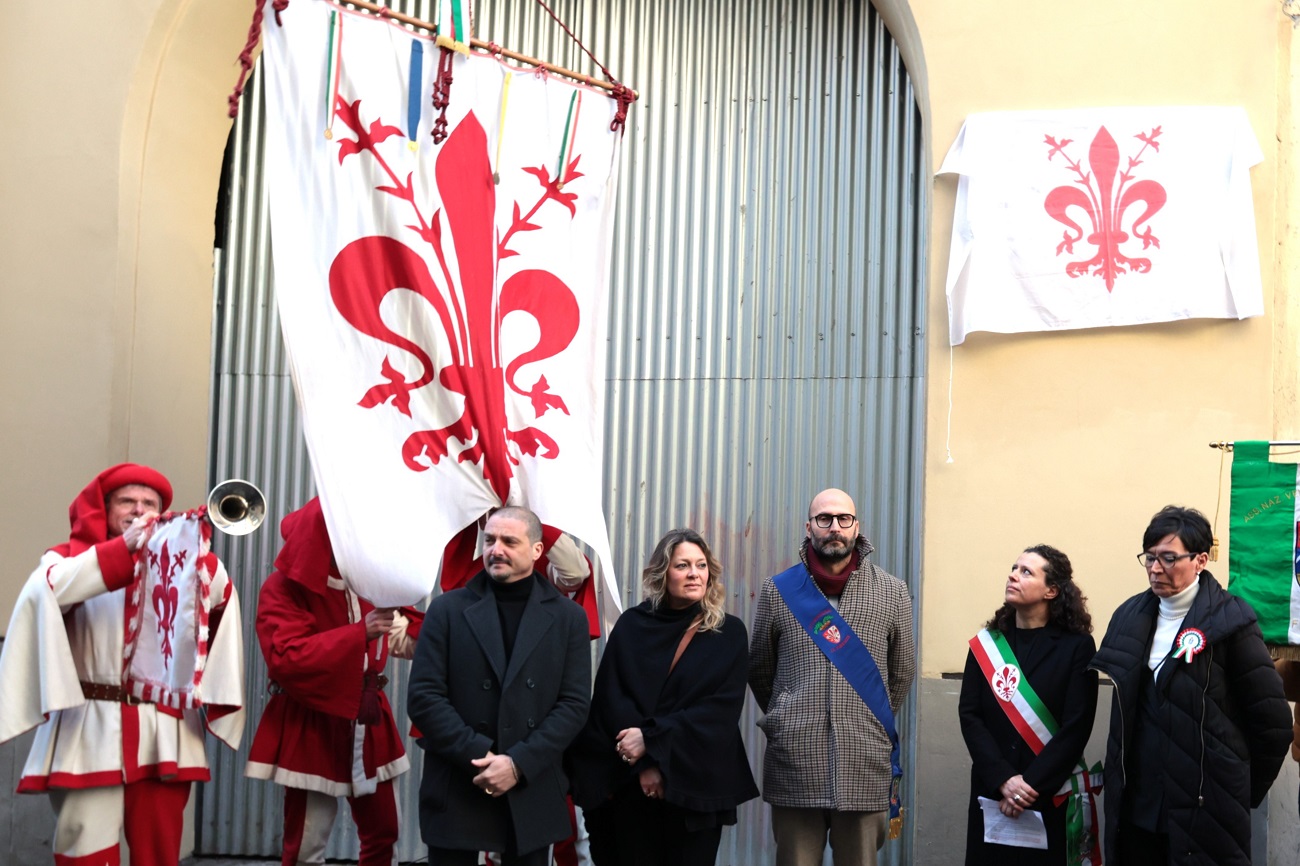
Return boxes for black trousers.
[1114,822,1169,865]
[586,786,724,866]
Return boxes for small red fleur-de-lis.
[151,540,183,668]
[994,664,1020,700]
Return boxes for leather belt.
[80,681,144,705]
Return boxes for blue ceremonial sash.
[772,563,903,832]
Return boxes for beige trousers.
[771,806,888,866]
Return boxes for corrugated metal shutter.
[201,1,925,862]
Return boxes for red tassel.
[430,45,456,144]
[609,83,636,134]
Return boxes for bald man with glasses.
[749,488,915,866]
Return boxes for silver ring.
[1013,794,1021,801]
[486,787,494,795]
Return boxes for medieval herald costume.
[246,497,422,865]
[0,463,245,865]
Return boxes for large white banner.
[939,106,1263,345]
[262,0,622,605]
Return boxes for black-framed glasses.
[812,513,857,529]
[1136,551,1197,568]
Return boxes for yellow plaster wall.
[0,2,247,858]
[0,0,247,627]
[1275,14,1300,440]
[910,0,1295,674]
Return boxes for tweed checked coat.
[749,537,915,811]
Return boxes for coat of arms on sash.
[993,663,1021,702]
[814,614,843,645]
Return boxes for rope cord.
[228,0,290,119]
[530,0,635,131]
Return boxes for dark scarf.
[807,545,861,597]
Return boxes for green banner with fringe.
[1227,441,1300,645]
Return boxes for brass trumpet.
[206,479,266,536]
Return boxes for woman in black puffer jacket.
[1091,506,1291,865]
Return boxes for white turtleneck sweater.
[1149,577,1202,677]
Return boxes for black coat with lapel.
[958,624,1099,865]
[407,570,592,855]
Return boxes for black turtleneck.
[490,573,535,660]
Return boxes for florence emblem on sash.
[813,614,843,645]
[993,663,1021,701]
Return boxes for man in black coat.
[1091,506,1291,865]
[408,506,592,866]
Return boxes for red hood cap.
[54,462,174,557]
[273,497,335,594]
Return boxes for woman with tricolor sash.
[959,544,1099,865]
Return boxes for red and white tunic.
[9,539,244,792]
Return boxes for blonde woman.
[571,528,758,865]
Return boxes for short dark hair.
[1142,505,1212,555]
[489,506,542,545]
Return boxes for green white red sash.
[969,628,1057,751]
[969,628,1103,866]
[1055,762,1103,866]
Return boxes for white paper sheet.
[978,796,1049,849]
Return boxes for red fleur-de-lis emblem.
[993,663,1020,702]
[327,97,582,502]
[1043,125,1167,291]
[147,540,183,668]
